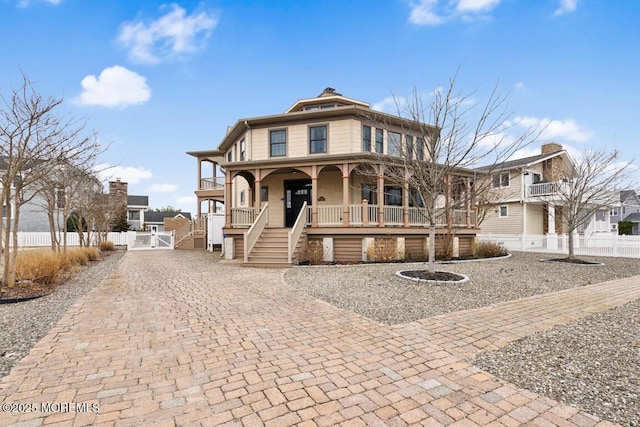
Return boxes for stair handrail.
[244,203,269,262]
[288,202,308,264]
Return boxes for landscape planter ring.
[0,294,48,304]
[395,270,469,285]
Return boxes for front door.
[285,180,312,227]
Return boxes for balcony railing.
[527,182,559,197]
[199,176,225,190]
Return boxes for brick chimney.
[540,143,564,181]
[541,142,563,156]
[109,178,128,209]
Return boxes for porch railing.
[174,216,207,246]
[243,203,269,262]
[288,202,307,263]
[383,206,402,226]
[200,176,225,190]
[232,208,256,227]
[303,204,476,227]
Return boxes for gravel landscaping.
[286,251,640,426]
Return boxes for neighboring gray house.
[144,211,191,232]
[610,190,640,234]
[127,194,149,230]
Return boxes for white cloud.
[74,65,150,108]
[456,0,501,13]
[117,4,218,64]
[94,164,153,186]
[148,183,178,193]
[553,0,578,17]
[515,116,594,143]
[372,95,406,113]
[408,0,501,25]
[17,0,60,7]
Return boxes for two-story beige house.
[188,88,480,265]
[478,143,611,247]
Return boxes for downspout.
[244,120,251,161]
[521,166,527,250]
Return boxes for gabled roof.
[620,189,639,203]
[623,212,640,222]
[127,195,149,207]
[144,211,191,223]
[475,150,569,172]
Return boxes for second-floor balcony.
[199,176,225,190]
[526,182,560,198]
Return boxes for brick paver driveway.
[2,250,638,426]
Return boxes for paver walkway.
[1,250,638,426]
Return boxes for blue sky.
[1,0,638,212]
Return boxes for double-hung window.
[406,135,414,159]
[387,132,401,157]
[362,126,371,152]
[375,129,384,153]
[310,125,327,154]
[270,129,286,157]
[239,139,246,161]
[361,184,377,204]
[493,172,510,188]
[416,137,424,160]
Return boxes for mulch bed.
[0,281,53,301]
[398,270,466,281]
[543,257,604,265]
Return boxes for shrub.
[475,240,508,258]
[304,240,324,265]
[65,248,90,266]
[618,220,633,235]
[435,233,455,261]
[15,247,104,285]
[85,246,101,261]
[15,250,63,285]
[100,241,116,251]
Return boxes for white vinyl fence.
[478,233,640,258]
[6,232,128,248]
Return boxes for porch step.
[245,227,302,267]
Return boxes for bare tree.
[364,76,541,273]
[540,148,636,259]
[0,74,101,286]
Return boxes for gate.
[127,231,174,251]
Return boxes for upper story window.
[128,210,140,221]
[227,150,232,162]
[239,139,246,161]
[406,135,414,159]
[375,129,384,153]
[270,129,286,157]
[309,125,327,154]
[493,172,510,188]
[362,126,371,152]
[416,137,424,161]
[387,132,401,157]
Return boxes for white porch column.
[547,203,558,250]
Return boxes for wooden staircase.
[244,228,304,267]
